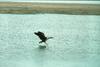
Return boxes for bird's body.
[34,31,53,45]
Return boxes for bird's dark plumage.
[34,31,53,44]
[34,31,47,43]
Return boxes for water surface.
[0,14,100,67]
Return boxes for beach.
[0,2,100,15]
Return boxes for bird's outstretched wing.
[38,31,45,37]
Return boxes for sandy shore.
[0,2,100,15]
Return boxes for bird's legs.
[39,41,48,46]
[44,42,48,46]
[39,41,43,43]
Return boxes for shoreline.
[0,2,100,15]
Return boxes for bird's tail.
[47,37,54,40]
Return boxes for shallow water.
[0,14,100,67]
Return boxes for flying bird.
[34,31,53,45]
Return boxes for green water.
[0,14,100,67]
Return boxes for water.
[0,14,100,67]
